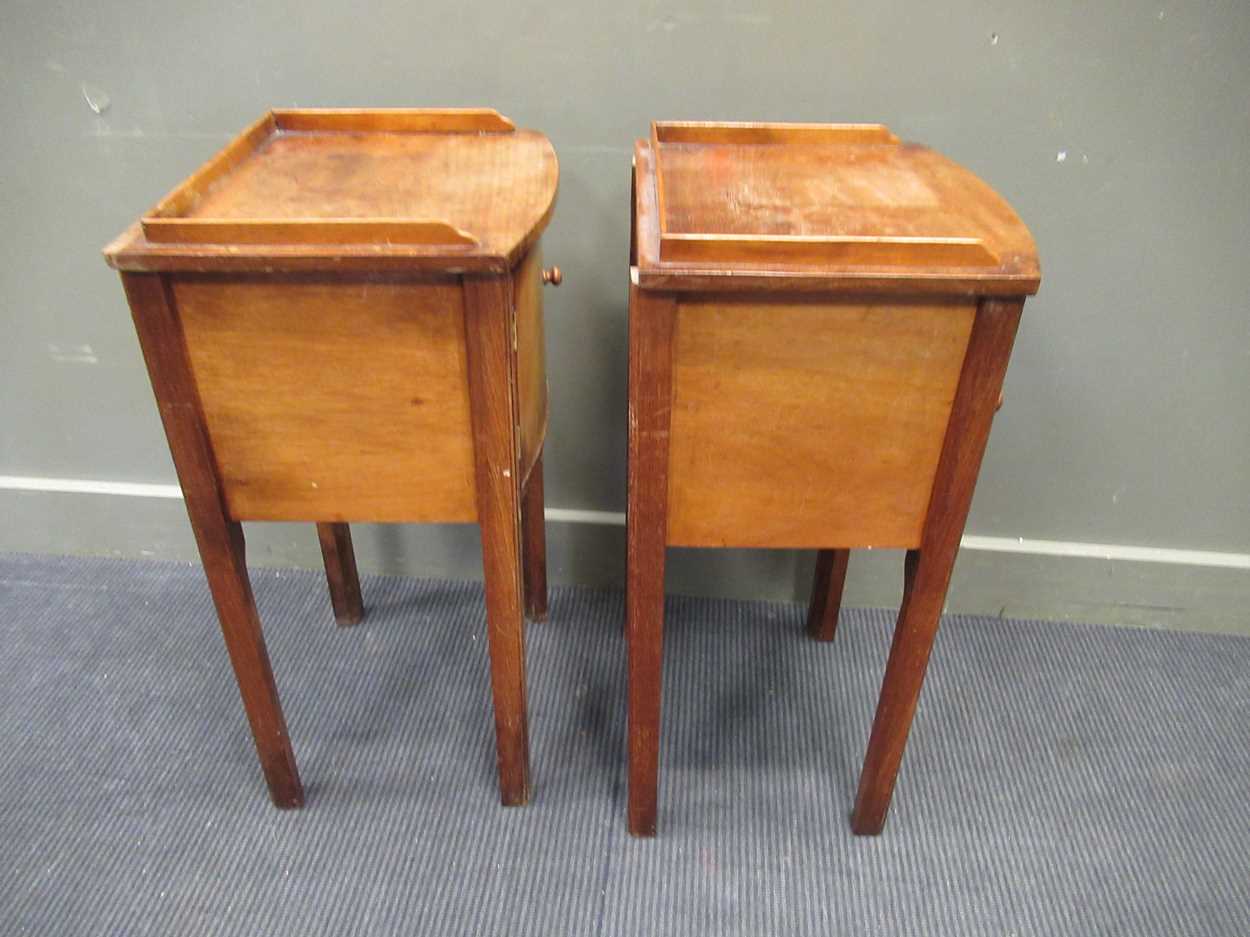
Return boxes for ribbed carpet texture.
[1,552,1247,936]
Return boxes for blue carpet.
[1,552,1247,935]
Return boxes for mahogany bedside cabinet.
[103,108,561,808]
[626,121,1039,836]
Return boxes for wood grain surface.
[807,548,850,642]
[521,453,549,623]
[463,273,531,807]
[666,297,975,548]
[514,244,549,485]
[625,277,677,837]
[174,276,477,523]
[654,121,899,146]
[105,109,558,273]
[316,522,364,626]
[633,131,1039,295]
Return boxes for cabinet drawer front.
[666,298,974,548]
[174,277,477,522]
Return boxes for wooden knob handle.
[995,391,1004,412]
[542,266,562,286]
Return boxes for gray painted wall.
[2,1,1248,630]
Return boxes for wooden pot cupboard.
[104,109,560,808]
[626,121,1040,836]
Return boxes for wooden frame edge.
[270,108,517,134]
[658,234,1000,269]
[652,121,899,145]
[148,111,277,220]
[141,217,480,247]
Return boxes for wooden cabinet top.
[104,109,558,274]
[633,122,1039,296]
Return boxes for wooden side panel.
[513,243,548,482]
[666,298,975,548]
[174,277,477,522]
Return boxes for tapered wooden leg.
[626,277,676,837]
[807,549,850,641]
[852,298,1022,834]
[202,523,304,807]
[316,522,364,626]
[521,453,549,622]
[464,274,531,806]
[122,272,303,808]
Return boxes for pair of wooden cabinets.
[105,109,1039,836]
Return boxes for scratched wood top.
[635,121,1039,295]
[105,109,558,273]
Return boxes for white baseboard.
[2,473,1246,571]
